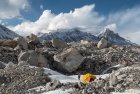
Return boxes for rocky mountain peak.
[98,28,134,45]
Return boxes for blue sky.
[0,0,140,44]
[0,0,140,25]
[24,0,140,21]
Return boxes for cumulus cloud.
[10,4,140,44]
[0,0,29,19]
[106,6,140,44]
[123,31,140,44]
[11,4,105,36]
[106,6,140,33]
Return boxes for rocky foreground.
[0,34,140,94]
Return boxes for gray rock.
[14,36,28,50]
[0,65,50,94]
[54,48,84,72]
[42,40,52,48]
[18,61,29,66]
[18,51,30,63]
[0,61,6,69]
[115,84,125,92]
[97,38,108,49]
[117,74,127,80]
[80,40,89,45]
[18,50,48,67]
[109,72,118,87]
[5,62,16,69]
[27,34,40,44]
[52,38,68,49]
[45,80,61,92]
[0,77,6,85]
[27,51,39,66]
[38,54,48,67]
[14,45,22,51]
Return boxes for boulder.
[26,34,40,50]
[38,54,48,67]
[27,34,40,45]
[18,61,29,66]
[81,40,89,45]
[97,38,108,49]
[5,62,16,69]
[52,38,68,49]
[0,61,6,69]
[14,45,22,51]
[0,76,7,85]
[14,36,28,50]
[18,50,48,67]
[42,40,53,48]
[54,48,84,72]
[109,71,118,87]
[0,40,18,48]
[45,80,61,92]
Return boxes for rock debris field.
[0,34,140,94]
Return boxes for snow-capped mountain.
[38,28,99,42]
[98,28,135,45]
[0,25,19,39]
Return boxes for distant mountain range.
[0,24,136,45]
[38,28,135,45]
[0,25,19,39]
[37,28,99,42]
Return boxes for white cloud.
[40,5,44,10]
[104,23,117,32]
[11,4,105,36]
[106,6,140,34]
[106,6,140,44]
[10,4,140,44]
[11,10,55,36]
[123,31,140,44]
[48,4,104,31]
[0,0,29,19]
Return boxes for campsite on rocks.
[0,24,140,94]
[0,0,140,94]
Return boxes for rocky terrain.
[0,26,140,94]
